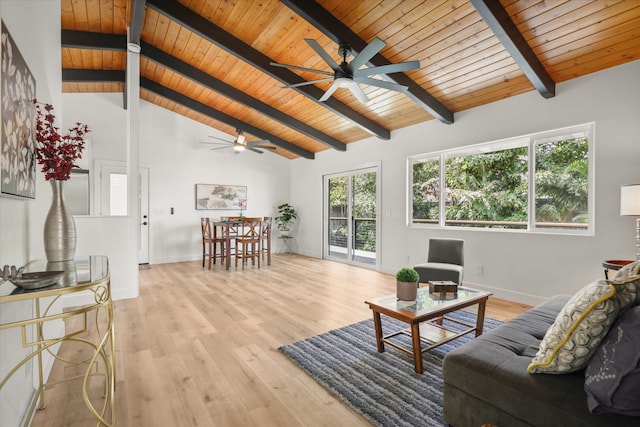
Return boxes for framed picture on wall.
[0,20,36,199]
[195,184,247,210]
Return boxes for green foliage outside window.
[445,147,528,228]
[535,138,589,226]
[412,158,440,222]
[328,172,377,252]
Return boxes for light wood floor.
[32,254,531,427]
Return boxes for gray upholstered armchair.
[413,238,464,285]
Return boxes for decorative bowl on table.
[7,271,65,290]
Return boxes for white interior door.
[97,161,150,264]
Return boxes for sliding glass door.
[324,167,379,268]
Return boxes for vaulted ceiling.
[61,0,640,160]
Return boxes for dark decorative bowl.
[8,271,65,290]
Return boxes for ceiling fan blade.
[247,147,265,154]
[283,77,335,89]
[353,76,409,93]
[246,139,273,147]
[206,136,233,143]
[200,141,232,146]
[269,62,334,76]
[210,146,232,151]
[251,144,276,150]
[349,38,386,71]
[354,60,420,78]
[348,83,370,104]
[305,38,340,71]
[319,81,340,102]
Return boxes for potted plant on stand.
[396,267,420,301]
[275,203,297,236]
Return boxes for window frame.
[408,123,595,236]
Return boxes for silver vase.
[44,180,76,262]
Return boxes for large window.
[410,124,593,234]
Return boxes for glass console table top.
[0,255,109,301]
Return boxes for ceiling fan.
[200,129,276,154]
[270,37,420,104]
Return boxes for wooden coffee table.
[365,286,492,374]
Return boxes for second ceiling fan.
[201,129,276,154]
[271,37,420,104]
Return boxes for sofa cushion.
[585,305,640,416]
[413,262,463,284]
[528,280,619,374]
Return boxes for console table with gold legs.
[0,255,114,427]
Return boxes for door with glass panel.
[324,167,379,267]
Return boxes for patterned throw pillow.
[612,260,640,280]
[528,279,619,374]
[609,260,640,310]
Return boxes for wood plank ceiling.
[61,0,640,160]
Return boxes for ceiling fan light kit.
[271,37,420,104]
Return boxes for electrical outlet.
[406,255,410,263]
[476,265,484,275]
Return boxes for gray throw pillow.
[584,305,640,416]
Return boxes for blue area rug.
[279,310,502,427]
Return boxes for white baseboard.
[461,280,548,306]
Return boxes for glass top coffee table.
[365,286,492,374]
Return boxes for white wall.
[60,92,137,301]
[0,2,62,425]
[138,100,292,264]
[290,61,640,306]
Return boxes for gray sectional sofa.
[442,295,639,427]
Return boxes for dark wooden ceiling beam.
[140,78,315,159]
[145,0,390,140]
[62,68,125,82]
[470,0,555,98]
[281,0,454,125]
[141,42,346,151]
[61,30,126,50]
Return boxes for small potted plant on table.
[396,267,420,301]
[275,203,297,236]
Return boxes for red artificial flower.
[32,99,90,181]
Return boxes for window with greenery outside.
[410,124,591,234]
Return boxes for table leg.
[475,300,487,337]
[411,323,423,374]
[372,311,384,353]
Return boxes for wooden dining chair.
[222,217,241,257]
[261,216,272,266]
[235,217,262,269]
[201,218,226,269]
